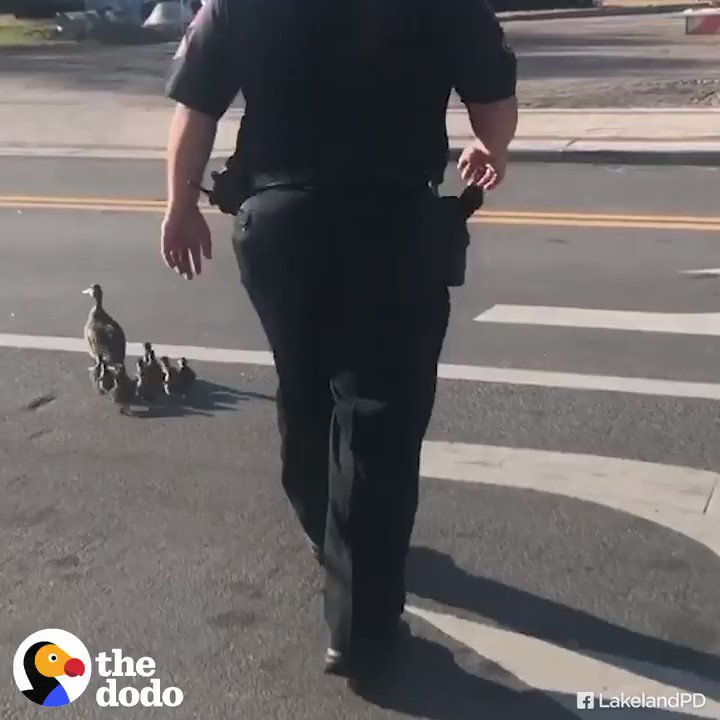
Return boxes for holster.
[433,184,484,287]
[202,153,250,216]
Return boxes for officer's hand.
[457,140,507,191]
[161,206,212,280]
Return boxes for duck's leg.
[89,359,102,388]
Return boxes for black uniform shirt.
[167,0,516,181]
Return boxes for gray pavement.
[510,13,720,108]
[1,155,719,215]
[1,13,719,108]
[1,159,720,718]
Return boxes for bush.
[12,0,84,19]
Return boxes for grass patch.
[0,14,59,46]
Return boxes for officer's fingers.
[164,246,183,272]
[189,243,202,277]
[179,247,193,280]
[200,232,212,260]
[467,165,490,187]
[461,161,483,182]
[480,166,496,187]
[163,248,175,270]
[161,232,176,268]
[484,172,500,191]
[171,246,189,278]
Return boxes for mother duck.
[83,283,126,369]
[22,641,85,707]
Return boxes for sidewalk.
[1,102,719,165]
[498,0,713,22]
[452,108,720,165]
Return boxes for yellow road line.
[471,217,720,232]
[2,195,720,231]
[3,195,720,224]
[0,201,165,213]
[480,210,720,225]
[2,195,166,207]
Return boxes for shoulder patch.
[173,2,211,58]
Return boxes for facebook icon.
[577,692,595,709]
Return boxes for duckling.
[111,365,136,414]
[143,342,165,393]
[135,358,156,403]
[160,356,181,396]
[83,283,126,368]
[177,357,197,394]
[98,358,116,394]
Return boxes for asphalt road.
[1,159,720,719]
[1,13,718,107]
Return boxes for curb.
[450,144,720,166]
[497,2,712,21]
[1,143,719,167]
[510,148,720,166]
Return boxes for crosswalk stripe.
[415,442,720,716]
[3,332,720,401]
[475,305,720,336]
[406,607,720,719]
[419,442,720,556]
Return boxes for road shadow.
[126,379,275,418]
[406,546,720,701]
[353,631,707,719]
[352,633,578,719]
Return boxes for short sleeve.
[166,0,242,120]
[451,0,517,104]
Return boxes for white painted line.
[4,332,720,401]
[413,445,720,713]
[420,441,720,557]
[437,364,720,401]
[421,442,717,514]
[406,606,720,719]
[680,268,720,277]
[475,305,720,336]
[0,333,275,367]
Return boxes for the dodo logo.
[14,629,91,708]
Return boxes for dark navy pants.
[231,183,450,650]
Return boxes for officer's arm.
[167,104,217,211]
[165,0,241,210]
[452,0,518,155]
[466,97,518,158]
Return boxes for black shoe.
[308,540,324,567]
[323,647,352,676]
[323,620,410,678]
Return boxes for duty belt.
[249,172,433,193]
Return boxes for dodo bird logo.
[14,629,92,708]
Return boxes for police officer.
[163,0,517,679]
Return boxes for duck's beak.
[82,287,93,295]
